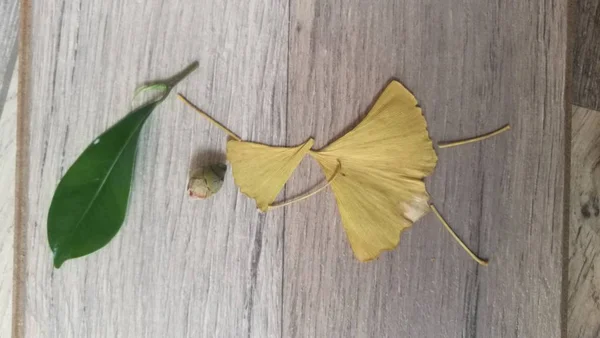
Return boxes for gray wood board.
[0,0,19,336]
[283,1,568,337]
[569,105,600,338]
[572,0,600,110]
[1,65,17,338]
[0,0,18,115]
[19,1,288,337]
[17,1,569,337]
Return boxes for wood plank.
[18,1,288,337]
[1,65,17,338]
[0,0,18,114]
[572,0,600,110]
[284,1,568,337]
[0,1,19,336]
[569,105,600,338]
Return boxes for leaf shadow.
[188,149,227,177]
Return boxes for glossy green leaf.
[48,62,198,268]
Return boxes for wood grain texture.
[284,1,568,337]
[18,1,571,337]
[569,105,600,338]
[572,0,600,110]
[0,1,19,336]
[1,65,17,338]
[20,1,288,337]
[0,0,18,115]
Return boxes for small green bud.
[187,163,227,199]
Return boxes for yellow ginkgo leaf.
[178,88,509,266]
[227,138,315,212]
[310,80,438,261]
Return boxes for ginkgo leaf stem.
[429,204,488,266]
[438,125,511,149]
[268,161,342,210]
[177,93,242,141]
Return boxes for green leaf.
[48,62,198,268]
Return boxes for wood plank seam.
[564,0,575,337]
[13,0,31,336]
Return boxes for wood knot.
[581,195,600,219]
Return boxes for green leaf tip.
[53,251,67,269]
[47,62,198,269]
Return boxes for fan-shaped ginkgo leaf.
[309,80,438,261]
[227,138,315,211]
[178,83,509,265]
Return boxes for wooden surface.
[0,0,19,336]
[572,0,600,111]
[569,105,600,338]
[1,68,17,338]
[569,0,600,336]
[15,1,569,338]
[0,0,18,112]
[284,2,568,337]
[18,1,287,337]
